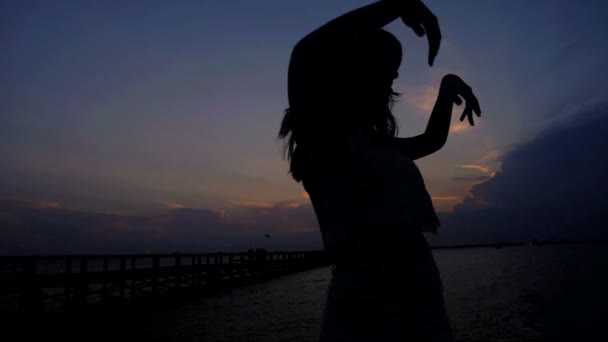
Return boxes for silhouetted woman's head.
[346,29,402,109]
[280,29,402,181]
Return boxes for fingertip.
[413,24,425,37]
[429,48,439,66]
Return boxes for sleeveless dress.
[301,133,454,342]
[288,26,453,341]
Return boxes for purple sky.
[1,1,608,254]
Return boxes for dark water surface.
[15,244,608,341]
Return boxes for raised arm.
[293,0,440,64]
[394,74,481,160]
[298,1,401,47]
[288,1,442,110]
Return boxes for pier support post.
[119,256,126,299]
[19,256,43,314]
[152,256,159,295]
[74,256,88,307]
[175,254,182,289]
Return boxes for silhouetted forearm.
[422,85,455,152]
[393,80,454,160]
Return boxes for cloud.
[161,201,185,209]
[432,196,461,201]
[456,164,490,173]
[0,198,62,209]
[6,105,607,252]
[428,104,608,245]
[452,176,491,182]
[401,84,472,133]
[458,106,608,213]
[402,85,438,113]
[449,122,470,133]
[233,201,274,208]
[0,198,321,255]
[481,149,500,162]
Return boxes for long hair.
[279,29,401,182]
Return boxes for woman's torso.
[300,132,439,265]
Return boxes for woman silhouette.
[279,1,481,341]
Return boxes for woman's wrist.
[439,76,456,103]
[442,74,469,102]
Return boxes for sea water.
[8,244,608,341]
[89,244,608,342]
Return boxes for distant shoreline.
[1,239,608,258]
[430,239,608,250]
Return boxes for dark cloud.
[0,199,321,255]
[429,104,608,245]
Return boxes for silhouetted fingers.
[402,15,426,37]
[474,99,482,117]
[412,23,426,37]
[454,95,463,106]
[423,13,441,66]
[460,109,467,122]
[466,93,481,117]
[461,104,474,126]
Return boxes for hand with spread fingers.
[388,0,441,66]
[441,74,482,126]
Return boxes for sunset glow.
[2,0,607,253]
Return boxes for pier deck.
[0,250,329,313]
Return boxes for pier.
[0,250,329,313]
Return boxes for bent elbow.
[433,139,447,153]
[424,137,446,156]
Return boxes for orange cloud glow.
[457,164,490,173]
[431,195,462,212]
[432,196,461,201]
[31,200,61,209]
[402,85,438,113]
[5,198,62,209]
[161,201,185,209]
[450,122,470,133]
[235,201,274,208]
[482,149,500,162]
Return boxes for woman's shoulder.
[299,132,408,184]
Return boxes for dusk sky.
[2,0,608,254]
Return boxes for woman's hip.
[319,259,453,341]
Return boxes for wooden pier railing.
[0,250,329,313]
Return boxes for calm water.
[19,244,608,341]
